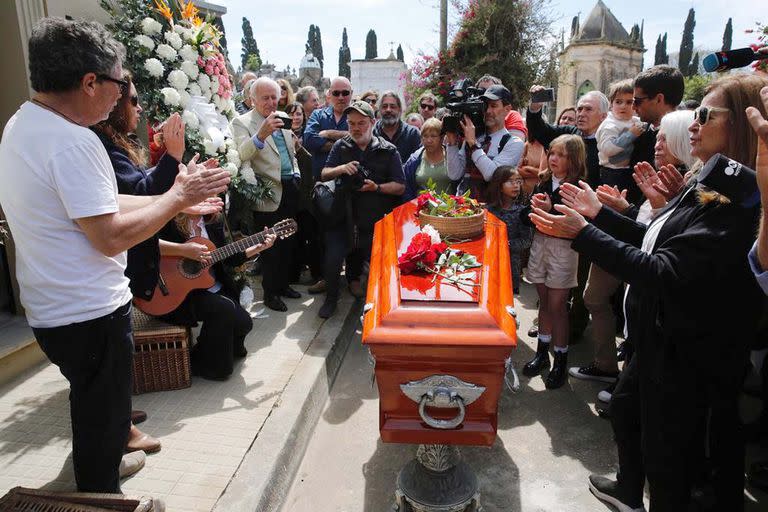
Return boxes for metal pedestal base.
[393,445,483,512]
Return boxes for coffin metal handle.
[401,375,485,430]
[418,390,466,429]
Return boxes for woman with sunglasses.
[91,71,188,457]
[277,78,296,112]
[360,90,380,118]
[531,73,768,511]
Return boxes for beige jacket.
[231,109,299,212]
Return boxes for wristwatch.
[469,141,481,152]
[375,184,381,193]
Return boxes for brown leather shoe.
[130,410,147,424]
[126,425,161,454]
[307,279,326,294]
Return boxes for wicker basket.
[131,308,191,395]
[0,487,156,511]
[418,210,486,240]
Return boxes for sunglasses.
[693,106,731,125]
[331,90,351,97]
[280,86,288,91]
[420,103,436,111]
[97,74,129,93]
[363,97,378,105]
[129,95,139,107]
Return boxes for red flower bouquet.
[398,226,481,290]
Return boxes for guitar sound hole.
[179,258,203,277]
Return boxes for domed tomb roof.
[575,0,630,43]
[300,51,321,70]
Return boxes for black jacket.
[573,185,763,383]
[526,109,600,188]
[96,132,179,299]
[158,219,247,326]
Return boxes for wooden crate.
[131,308,191,395]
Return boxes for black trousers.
[33,301,133,493]
[292,208,324,282]
[569,254,591,336]
[323,226,373,299]
[163,289,253,378]
[610,355,645,506]
[253,178,299,295]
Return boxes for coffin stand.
[362,201,518,512]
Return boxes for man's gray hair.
[477,75,502,86]
[580,90,610,114]
[250,76,280,98]
[296,85,318,104]
[378,90,402,110]
[29,17,125,93]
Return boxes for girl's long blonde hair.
[539,134,587,184]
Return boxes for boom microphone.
[702,47,767,72]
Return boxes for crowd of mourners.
[1,16,768,512]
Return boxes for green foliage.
[683,74,712,103]
[654,33,670,65]
[722,18,733,52]
[690,52,699,76]
[678,8,696,77]
[241,17,260,72]
[338,28,351,78]
[396,44,404,62]
[365,29,378,60]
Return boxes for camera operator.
[318,100,405,319]
[445,85,524,202]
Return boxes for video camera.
[442,78,487,137]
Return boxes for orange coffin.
[362,201,517,447]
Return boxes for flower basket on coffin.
[417,210,485,240]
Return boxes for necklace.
[424,149,445,168]
[31,98,81,126]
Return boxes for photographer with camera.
[318,100,405,318]
[445,85,524,202]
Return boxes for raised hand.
[460,115,477,147]
[162,112,186,162]
[633,162,668,209]
[530,192,552,212]
[181,197,224,216]
[173,154,231,208]
[746,85,768,205]
[529,204,588,239]
[596,185,630,213]
[656,164,686,200]
[560,180,601,219]
[529,85,547,113]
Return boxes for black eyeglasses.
[97,74,129,92]
[331,90,351,97]
[693,106,731,125]
[130,95,139,107]
[420,103,435,111]
[632,96,649,106]
[280,85,288,91]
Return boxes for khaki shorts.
[526,232,579,289]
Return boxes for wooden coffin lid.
[362,201,517,348]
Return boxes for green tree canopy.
[241,17,261,71]
[306,25,324,75]
[338,28,351,78]
[365,29,378,60]
[678,8,696,76]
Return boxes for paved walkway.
[0,280,352,511]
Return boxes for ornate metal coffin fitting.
[401,375,485,430]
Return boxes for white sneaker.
[119,451,146,478]
[598,389,612,403]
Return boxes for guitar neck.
[209,228,274,264]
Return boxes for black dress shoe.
[318,297,337,319]
[234,346,248,359]
[522,341,550,377]
[545,351,568,389]
[264,294,287,311]
[280,287,301,299]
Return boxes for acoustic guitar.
[133,218,298,316]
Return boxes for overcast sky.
[219,0,767,76]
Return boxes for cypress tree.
[241,17,261,71]
[690,52,699,76]
[365,29,378,60]
[396,44,404,62]
[722,18,733,52]
[678,8,695,76]
[661,33,669,64]
[338,28,351,78]
[654,35,663,65]
[306,25,324,75]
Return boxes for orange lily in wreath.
[154,0,173,23]
[178,0,200,23]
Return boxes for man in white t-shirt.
[0,18,230,493]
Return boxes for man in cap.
[318,100,405,318]
[445,84,525,201]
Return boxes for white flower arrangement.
[178,45,198,63]
[222,162,238,176]
[197,74,211,93]
[182,110,199,130]
[180,60,199,80]
[155,43,177,61]
[134,34,155,50]
[141,17,163,36]
[240,164,257,185]
[167,69,189,91]
[178,90,191,108]
[143,58,165,77]
[226,149,241,168]
[164,31,183,50]
[187,83,203,97]
[160,87,181,107]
